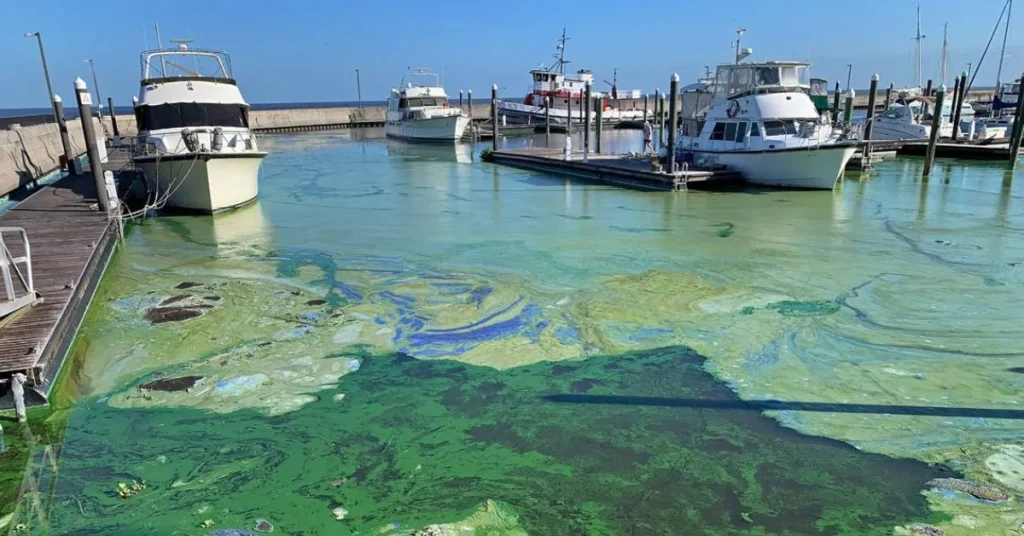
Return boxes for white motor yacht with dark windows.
[133,42,266,213]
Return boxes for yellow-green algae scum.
[3,132,1024,535]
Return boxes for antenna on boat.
[734,28,752,64]
[913,4,927,88]
[995,0,1012,89]
[603,68,618,99]
[553,28,570,75]
[154,22,167,75]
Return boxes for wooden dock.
[0,152,122,407]
[488,148,741,190]
[897,139,1022,160]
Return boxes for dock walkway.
[489,148,740,190]
[0,153,123,406]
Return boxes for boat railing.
[139,48,233,81]
[0,227,38,319]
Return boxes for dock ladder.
[0,227,40,319]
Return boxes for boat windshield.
[880,105,912,120]
[401,97,448,108]
[140,46,233,81]
[713,63,809,100]
[135,103,249,131]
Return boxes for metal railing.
[0,227,38,319]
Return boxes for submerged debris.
[306,299,327,306]
[332,506,348,520]
[144,295,220,324]
[926,478,1009,502]
[175,282,202,289]
[909,525,944,536]
[253,519,273,532]
[139,375,203,392]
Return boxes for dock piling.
[923,85,947,177]
[843,89,855,127]
[659,93,666,148]
[644,94,649,123]
[864,74,879,164]
[108,97,119,137]
[468,89,473,124]
[459,89,463,109]
[545,95,551,145]
[1009,72,1024,169]
[832,81,841,117]
[490,85,498,152]
[951,71,968,141]
[74,78,110,213]
[884,83,893,109]
[53,95,74,171]
[925,79,933,97]
[667,73,679,173]
[584,81,592,161]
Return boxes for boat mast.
[913,4,926,88]
[735,28,746,64]
[553,28,569,75]
[938,23,949,85]
[996,0,1012,89]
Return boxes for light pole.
[845,64,853,92]
[354,69,362,110]
[84,58,104,119]
[24,31,58,124]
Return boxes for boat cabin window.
[762,120,798,136]
[399,98,410,108]
[880,105,911,120]
[404,97,447,107]
[709,122,727,141]
[724,122,737,142]
[750,122,760,137]
[735,121,748,143]
[136,102,249,131]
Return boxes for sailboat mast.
[914,4,925,88]
[939,23,949,85]
[996,0,1012,88]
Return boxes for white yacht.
[674,61,857,190]
[871,95,977,141]
[385,69,469,141]
[132,42,266,213]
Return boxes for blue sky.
[1,0,1020,108]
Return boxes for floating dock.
[0,152,127,407]
[897,139,1022,160]
[488,148,741,190]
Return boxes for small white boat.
[977,79,1020,138]
[871,95,976,141]
[132,41,266,213]
[674,60,856,190]
[385,69,469,142]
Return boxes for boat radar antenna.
[913,3,927,88]
[734,28,753,64]
[552,28,570,75]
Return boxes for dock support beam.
[864,74,879,165]
[1009,72,1024,169]
[490,85,498,152]
[925,79,933,97]
[884,83,893,109]
[924,85,947,177]
[596,94,603,154]
[667,73,679,173]
[75,77,111,213]
[11,373,26,422]
[108,97,119,137]
[951,71,968,141]
[53,95,74,171]
[583,81,592,161]
[949,76,961,138]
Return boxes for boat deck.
[0,151,126,406]
[488,148,741,190]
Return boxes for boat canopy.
[140,43,234,84]
[712,62,809,101]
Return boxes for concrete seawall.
[0,117,105,197]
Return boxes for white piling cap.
[492,84,497,90]
[939,84,947,92]
[132,96,139,103]
[961,70,968,78]
[847,88,856,98]
[671,73,680,82]
[74,77,87,90]
[52,94,62,103]
[871,73,879,82]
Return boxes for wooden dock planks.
[0,155,119,400]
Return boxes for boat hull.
[134,152,266,214]
[497,102,647,125]
[679,145,858,189]
[385,115,470,141]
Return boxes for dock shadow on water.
[39,346,948,535]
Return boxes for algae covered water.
[4,130,1024,535]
